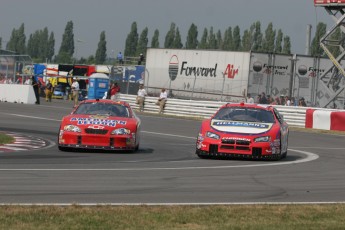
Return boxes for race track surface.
[0,100,344,204]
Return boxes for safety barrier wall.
[0,84,36,104]
[119,94,309,127]
[305,109,345,131]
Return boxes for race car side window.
[273,108,284,124]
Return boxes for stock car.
[58,99,141,152]
[196,102,289,160]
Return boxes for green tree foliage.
[95,31,107,64]
[137,27,149,55]
[199,28,208,49]
[262,22,276,53]
[208,27,217,49]
[6,23,26,54]
[223,27,233,51]
[311,22,327,56]
[151,29,160,48]
[251,21,263,52]
[275,29,283,53]
[164,23,176,48]
[47,32,55,62]
[185,23,198,49]
[216,30,223,50]
[124,22,138,57]
[242,29,251,51]
[283,36,291,54]
[233,26,241,51]
[57,21,74,63]
[173,27,183,49]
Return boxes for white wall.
[0,84,36,104]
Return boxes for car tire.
[58,146,68,151]
[280,137,288,159]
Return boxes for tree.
[6,23,26,54]
[208,27,217,49]
[242,29,251,51]
[164,23,176,48]
[173,27,183,49]
[95,31,107,64]
[199,28,208,49]
[283,36,291,54]
[251,21,263,52]
[124,22,138,57]
[57,21,74,63]
[137,27,149,55]
[47,32,55,62]
[223,27,233,51]
[311,22,327,56]
[233,26,241,51]
[262,22,276,53]
[151,29,160,48]
[216,30,223,50]
[275,29,283,53]
[185,23,198,49]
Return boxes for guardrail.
[119,94,312,127]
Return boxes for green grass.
[0,133,14,145]
[0,204,344,230]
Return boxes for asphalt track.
[0,99,344,204]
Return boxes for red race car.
[196,102,289,160]
[58,99,141,152]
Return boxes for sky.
[0,0,335,59]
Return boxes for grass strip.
[0,133,14,145]
[0,204,344,230]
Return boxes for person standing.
[110,82,121,101]
[71,77,79,108]
[247,93,254,104]
[45,79,53,102]
[136,84,147,112]
[31,76,40,104]
[156,88,168,114]
[117,52,124,65]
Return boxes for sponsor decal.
[169,55,179,81]
[180,61,217,77]
[223,64,239,79]
[70,117,126,127]
[222,137,250,141]
[212,121,269,129]
[87,125,105,129]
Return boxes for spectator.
[117,52,124,65]
[259,92,268,104]
[138,53,145,65]
[299,97,307,107]
[156,88,168,114]
[285,96,291,106]
[247,93,254,104]
[255,94,261,104]
[266,95,273,104]
[136,84,147,112]
[31,76,40,104]
[110,82,121,101]
[45,79,53,102]
[71,77,80,108]
[24,77,31,85]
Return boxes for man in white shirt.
[247,93,254,104]
[71,78,79,108]
[137,84,147,112]
[156,88,168,114]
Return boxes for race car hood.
[210,119,273,134]
[62,114,135,129]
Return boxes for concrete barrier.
[306,109,345,131]
[0,84,36,104]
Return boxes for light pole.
[75,39,84,62]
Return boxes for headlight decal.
[206,131,220,140]
[111,128,131,135]
[254,136,271,142]
[63,125,81,133]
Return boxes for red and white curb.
[0,132,48,152]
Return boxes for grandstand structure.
[314,0,345,107]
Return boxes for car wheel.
[280,137,288,159]
[58,146,68,151]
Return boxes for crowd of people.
[246,92,307,107]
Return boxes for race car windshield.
[74,102,130,117]
[213,107,275,123]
